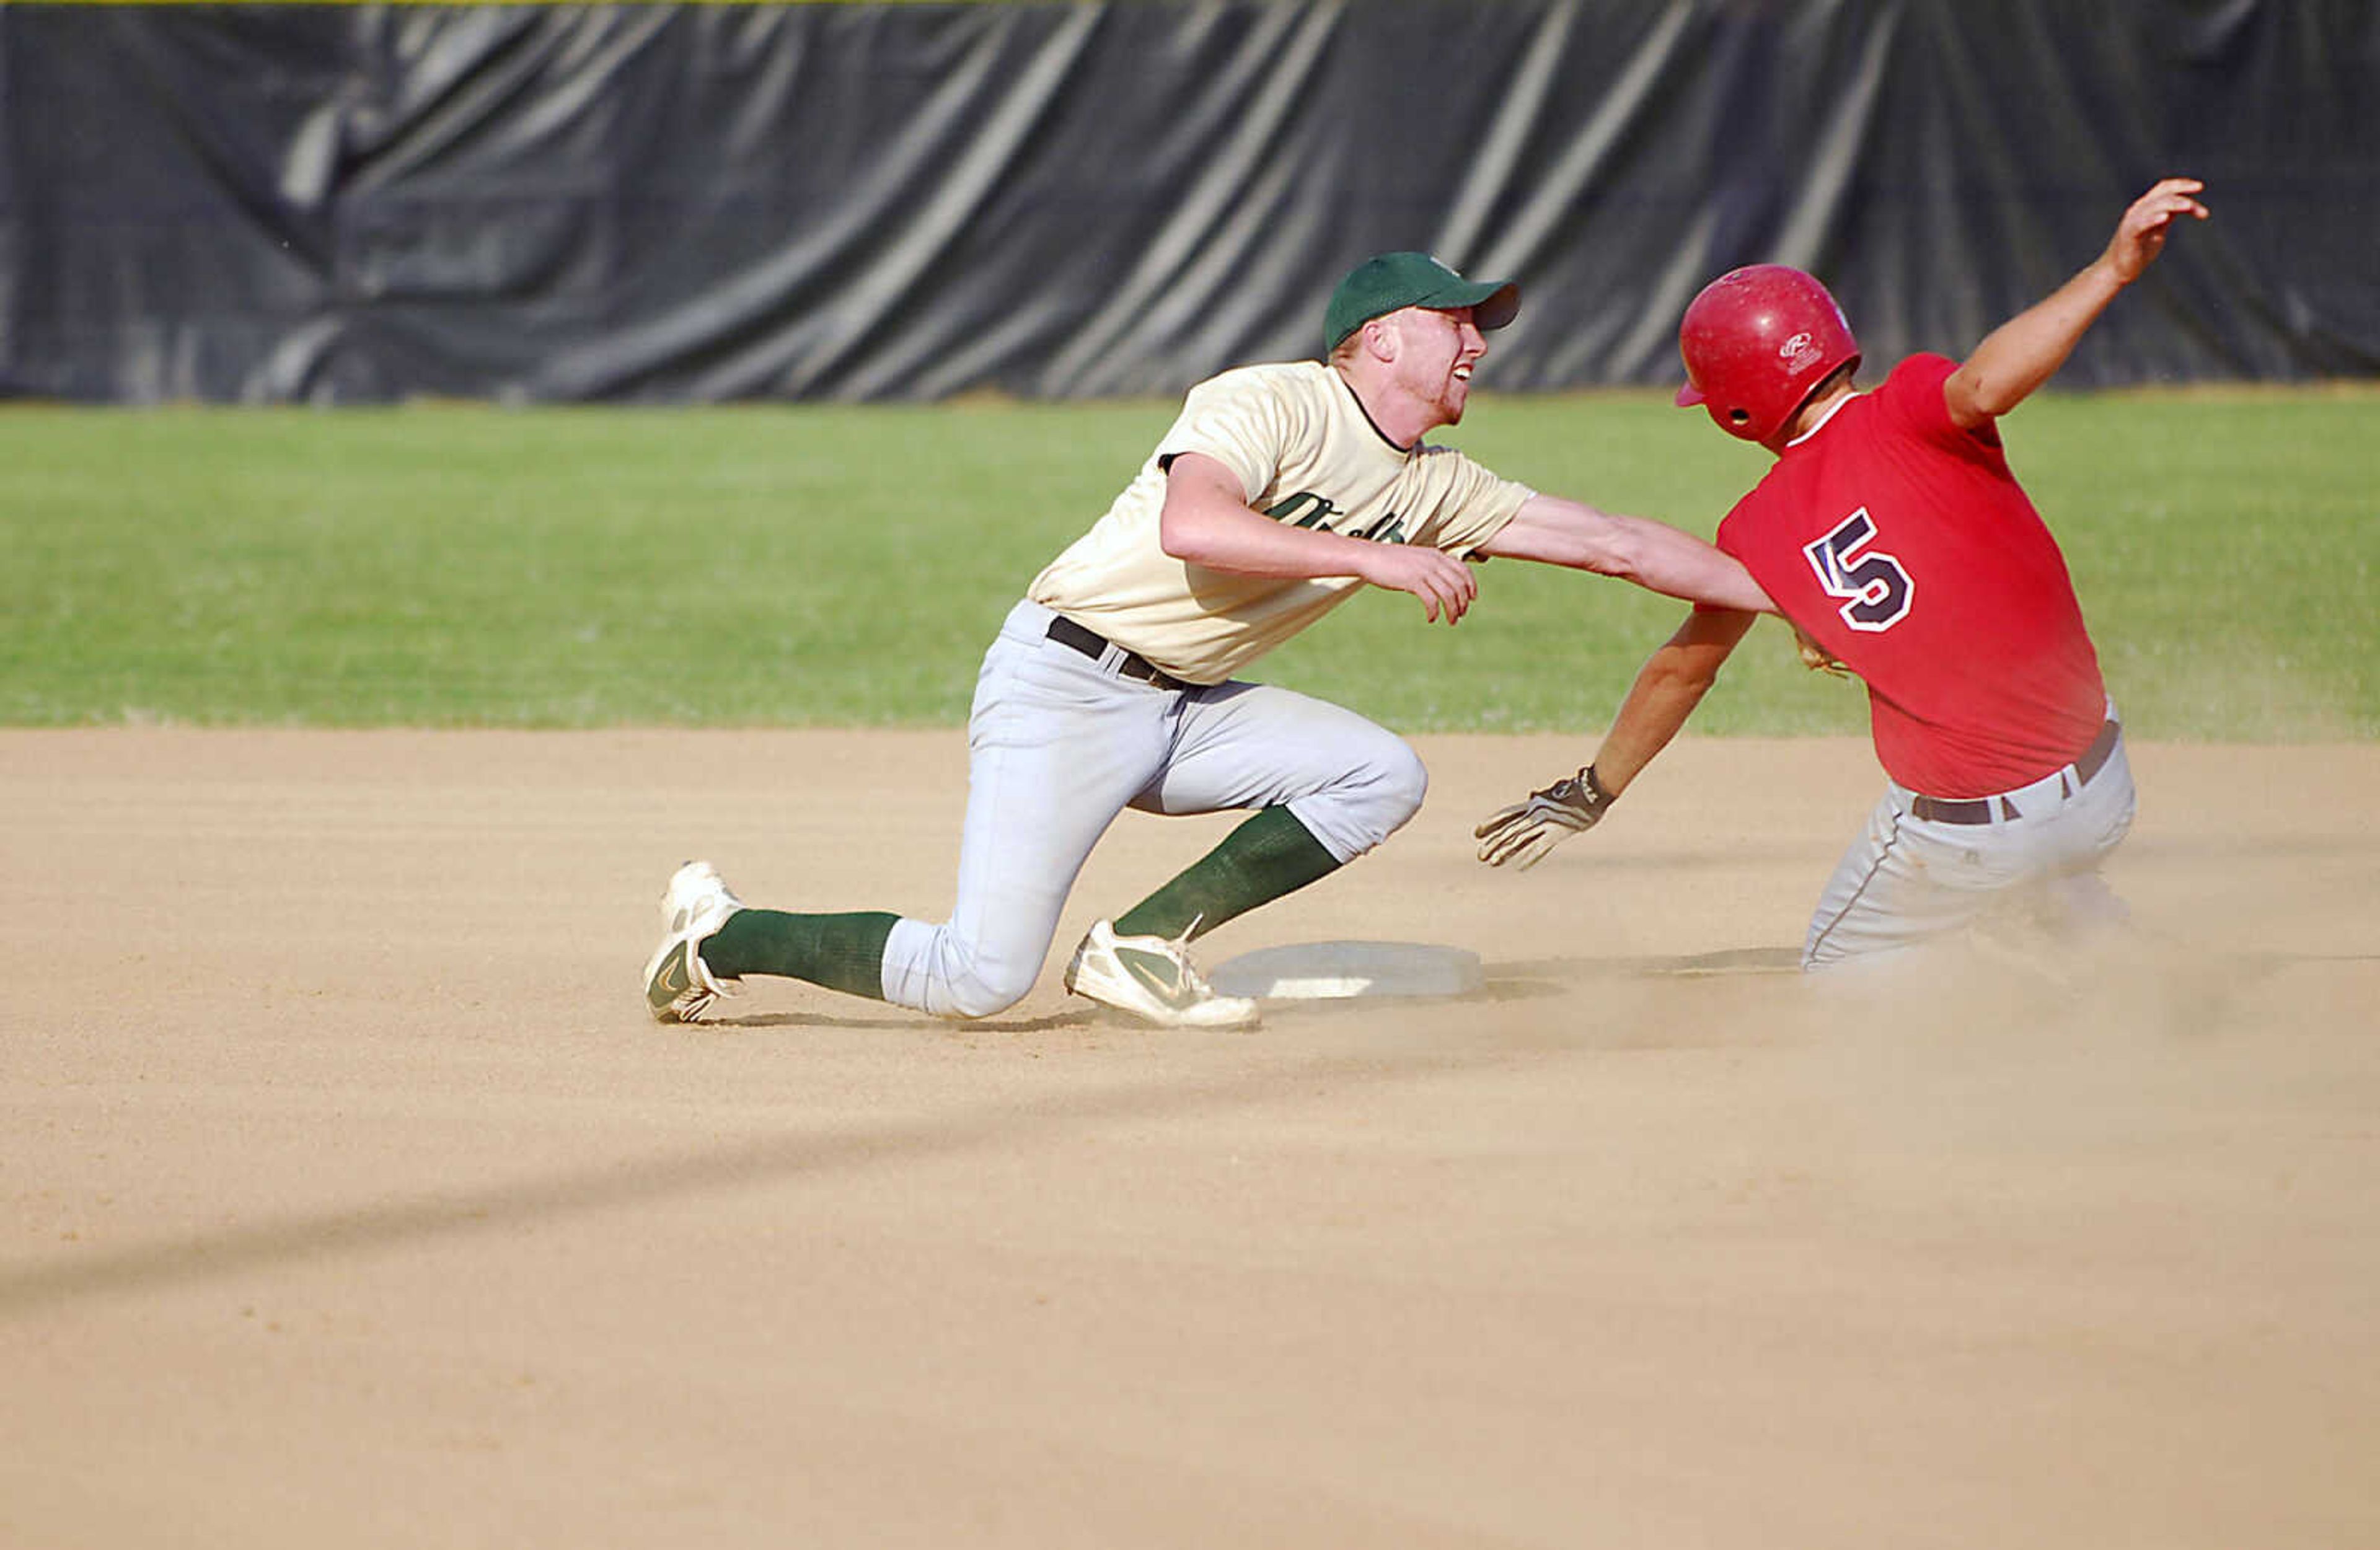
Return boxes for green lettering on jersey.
[1263,490,1406,543]
[1264,490,1339,530]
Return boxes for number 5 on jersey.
[1804,508,1913,632]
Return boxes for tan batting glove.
[1474,764,1618,870]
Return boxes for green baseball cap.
[1323,252,1520,353]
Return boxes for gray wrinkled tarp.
[2,0,2374,404]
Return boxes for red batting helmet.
[1674,264,1861,443]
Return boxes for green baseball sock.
[700,909,897,1002]
[1113,805,1342,943]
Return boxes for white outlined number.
[1803,508,1913,632]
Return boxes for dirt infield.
[5,728,2374,1548]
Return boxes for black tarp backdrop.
[2,0,2373,405]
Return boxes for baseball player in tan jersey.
[645,252,1776,1029]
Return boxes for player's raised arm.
[1945,177,2209,429]
[1475,493,1776,614]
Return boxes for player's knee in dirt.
[940,958,1038,1020]
[881,922,1045,1019]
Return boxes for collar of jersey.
[1785,389,1862,449]
[1331,365,1420,457]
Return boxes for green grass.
[4,389,2374,738]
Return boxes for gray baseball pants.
[878,600,1426,1017]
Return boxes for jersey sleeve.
[1408,449,1535,555]
[1880,353,2006,460]
[1153,368,1300,502]
[1713,489,1772,581]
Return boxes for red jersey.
[1714,353,2107,799]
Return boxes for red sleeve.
[1878,353,2005,461]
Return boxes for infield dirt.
[4,729,2374,1548]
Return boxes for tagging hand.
[1474,765,1617,870]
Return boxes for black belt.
[1910,718,2121,825]
[1046,615,1192,692]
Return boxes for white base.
[1206,940,1485,1002]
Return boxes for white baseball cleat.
[642,860,747,1023]
[1063,920,1260,1029]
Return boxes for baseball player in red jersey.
[1476,178,2210,969]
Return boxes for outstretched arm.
[1476,605,1756,868]
[1474,493,1776,614]
[1590,604,1760,794]
[1945,177,2208,429]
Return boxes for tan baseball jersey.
[1026,360,1535,684]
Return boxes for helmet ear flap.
[1676,265,1860,443]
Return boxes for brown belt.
[1046,615,1192,693]
[1910,718,2121,825]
